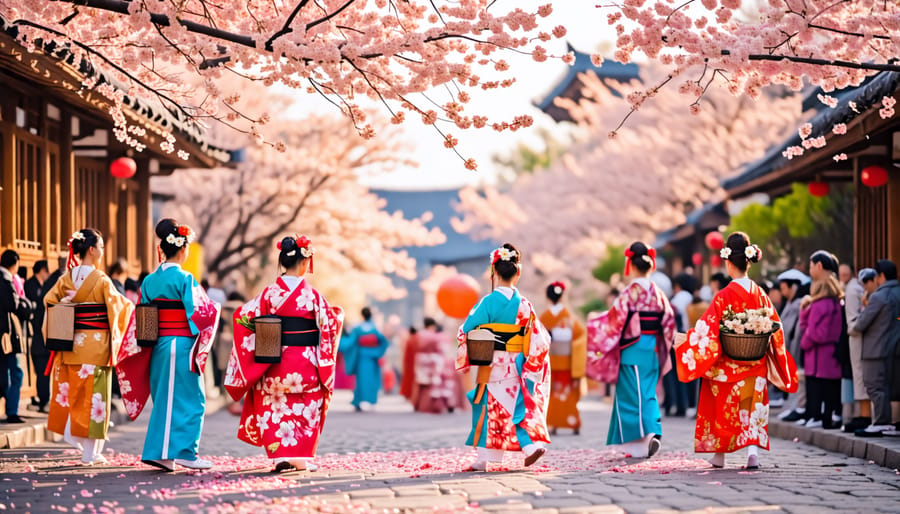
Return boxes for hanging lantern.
[691,252,703,266]
[110,157,137,179]
[436,274,481,319]
[861,165,888,188]
[704,231,724,251]
[808,181,829,197]
[710,255,723,268]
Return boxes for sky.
[283,1,617,191]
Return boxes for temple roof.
[535,43,641,123]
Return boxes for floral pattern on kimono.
[676,281,798,453]
[224,277,344,459]
[456,290,551,451]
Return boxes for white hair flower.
[553,286,563,295]
[174,236,186,247]
[286,250,296,257]
[300,247,314,258]
[720,247,732,259]
[745,246,757,259]
[166,234,177,245]
[71,231,84,241]
[492,247,516,263]
[641,255,652,264]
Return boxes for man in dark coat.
[24,260,51,412]
[1,250,33,423]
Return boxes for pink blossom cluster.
[5,1,567,160]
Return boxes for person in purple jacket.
[798,250,844,429]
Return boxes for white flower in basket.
[719,306,780,361]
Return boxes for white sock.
[477,447,504,463]
[747,445,758,458]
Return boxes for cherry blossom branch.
[264,0,311,48]
[721,50,900,72]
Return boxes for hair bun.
[280,237,297,251]
[155,218,178,239]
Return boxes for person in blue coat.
[342,307,389,411]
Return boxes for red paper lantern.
[710,255,723,268]
[436,274,480,319]
[110,157,137,179]
[704,231,724,251]
[691,252,703,266]
[861,165,888,188]
[808,181,829,197]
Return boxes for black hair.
[71,228,102,259]
[125,278,140,292]
[277,236,311,270]
[810,250,839,274]
[0,249,19,269]
[227,291,246,302]
[423,317,438,328]
[492,243,521,281]
[723,232,759,272]
[876,259,898,281]
[408,326,418,335]
[361,307,372,321]
[32,260,49,275]
[138,271,150,286]
[545,282,564,303]
[758,280,772,294]
[674,272,696,294]
[108,258,127,277]
[155,218,190,259]
[626,241,653,274]
[710,272,731,289]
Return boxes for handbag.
[2,312,23,355]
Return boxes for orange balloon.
[437,274,481,319]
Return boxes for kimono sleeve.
[657,295,676,377]
[183,274,221,374]
[763,295,799,393]
[570,317,587,379]
[224,292,267,401]
[675,296,723,382]
[523,304,551,375]
[341,326,360,377]
[313,290,344,392]
[455,296,490,372]
[101,276,135,367]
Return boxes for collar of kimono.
[494,286,516,300]
[273,276,310,313]
[549,303,565,316]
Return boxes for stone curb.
[0,394,227,450]
[769,418,900,470]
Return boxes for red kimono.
[676,281,798,453]
[224,278,344,459]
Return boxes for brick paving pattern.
[2,390,899,513]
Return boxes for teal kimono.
[342,321,389,408]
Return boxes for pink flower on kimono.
[118,378,132,395]
[90,393,106,423]
[275,421,298,447]
[256,411,271,432]
[77,364,96,380]
[124,398,141,418]
[55,382,70,407]
[281,372,304,392]
[754,377,767,393]
[681,349,697,371]
[241,334,255,352]
[689,320,711,352]
[296,288,316,312]
[74,333,87,347]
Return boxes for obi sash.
[74,303,109,330]
[280,316,319,347]
[639,312,664,335]
[155,299,193,338]
[358,333,380,348]
[476,323,529,353]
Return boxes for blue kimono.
[137,264,219,461]
[342,321,389,408]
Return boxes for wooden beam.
[0,120,16,247]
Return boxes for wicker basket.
[466,328,496,366]
[720,330,774,362]
[254,316,283,364]
[135,304,159,347]
[46,304,76,351]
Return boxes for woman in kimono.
[115,219,220,471]
[456,243,551,471]
[44,228,133,465]
[341,307,389,411]
[676,232,798,469]
[411,317,462,414]
[600,242,675,458]
[224,235,344,472]
[539,281,587,435]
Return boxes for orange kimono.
[539,306,586,432]
[676,281,798,453]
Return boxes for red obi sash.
[155,299,193,337]
[639,312,664,336]
[358,333,380,347]
[74,303,110,330]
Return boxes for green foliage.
[492,128,569,181]
[579,297,607,317]
[727,183,853,271]
[592,244,626,283]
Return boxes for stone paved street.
[2,390,900,513]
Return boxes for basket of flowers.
[719,306,780,362]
